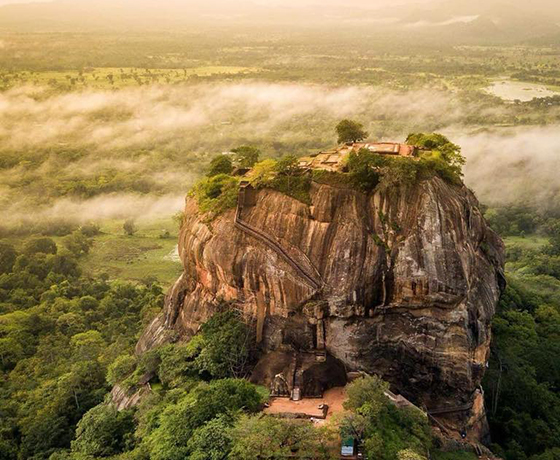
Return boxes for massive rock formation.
[137,175,505,442]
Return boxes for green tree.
[341,375,431,460]
[71,404,135,457]
[483,280,560,459]
[23,237,57,255]
[230,415,337,460]
[157,335,204,388]
[70,330,105,362]
[208,155,234,177]
[248,159,277,188]
[275,155,300,175]
[346,149,388,192]
[0,337,24,370]
[63,231,93,257]
[190,174,239,215]
[187,415,234,460]
[56,313,86,336]
[336,119,368,144]
[147,379,265,460]
[195,310,254,379]
[232,146,261,168]
[0,243,17,274]
[123,219,137,236]
[406,133,465,172]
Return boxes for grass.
[81,218,183,288]
[6,217,183,289]
[4,66,261,89]
[503,235,549,250]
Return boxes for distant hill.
[0,0,558,44]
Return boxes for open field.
[503,235,549,250]
[81,218,183,288]
[4,217,183,288]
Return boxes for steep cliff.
[137,174,505,442]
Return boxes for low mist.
[459,127,560,208]
[1,81,559,229]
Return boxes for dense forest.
[0,235,432,460]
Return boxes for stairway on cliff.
[235,182,323,291]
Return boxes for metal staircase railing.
[235,199,322,291]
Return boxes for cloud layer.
[1,82,558,228]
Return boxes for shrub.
[377,157,422,190]
[248,159,278,188]
[23,237,57,255]
[269,174,312,205]
[230,415,337,460]
[346,149,388,192]
[275,155,299,175]
[417,154,462,185]
[123,219,137,236]
[407,133,465,183]
[190,174,239,216]
[79,222,101,237]
[207,155,233,177]
[63,230,93,257]
[312,169,353,187]
[249,157,311,203]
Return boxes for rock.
[111,383,151,411]
[136,175,505,441]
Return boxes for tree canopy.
[232,146,261,168]
[336,119,369,144]
[207,155,234,177]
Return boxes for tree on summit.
[232,146,261,168]
[207,155,233,177]
[336,119,369,144]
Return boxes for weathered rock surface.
[136,176,505,441]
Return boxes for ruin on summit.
[298,142,418,172]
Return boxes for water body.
[485,80,559,102]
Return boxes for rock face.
[137,176,505,441]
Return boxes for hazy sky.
[0,0,433,7]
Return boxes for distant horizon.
[0,0,434,6]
